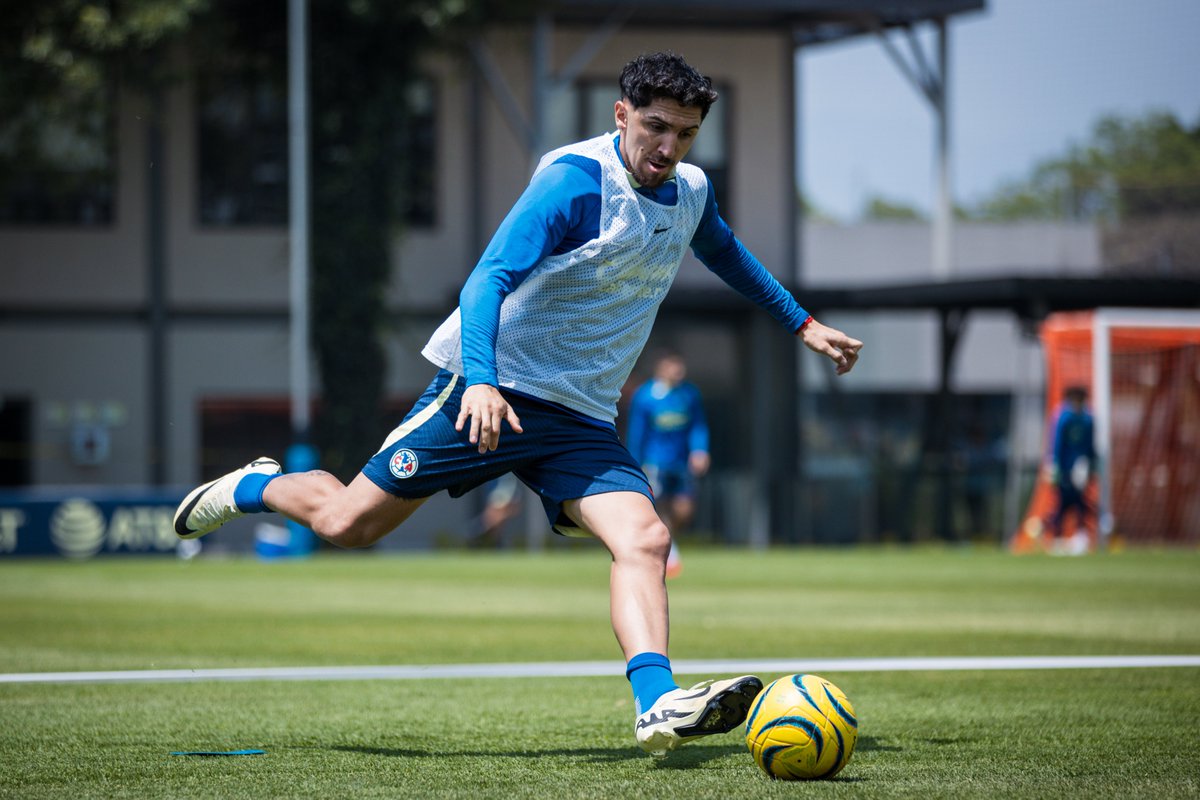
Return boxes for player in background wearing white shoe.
[626,350,711,580]
[1043,385,1097,554]
[175,51,862,755]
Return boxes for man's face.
[655,356,686,386]
[615,96,703,189]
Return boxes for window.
[196,1,289,226]
[194,0,437,228]
[200,399,295,479]
[0,68,115,225]
[0,397,32,486]
[546,79,732,220]
[396,77,438,228]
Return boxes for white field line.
[2,655,1199,685]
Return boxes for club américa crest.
[389,448,419,479]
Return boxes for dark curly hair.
[618,52,719,120]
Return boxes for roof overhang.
[664,276,1200,323]
[541,0,985,42]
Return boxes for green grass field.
[2,547,1199,798]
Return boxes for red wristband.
[795,315,814,335]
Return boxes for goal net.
[1013,309,1200,552]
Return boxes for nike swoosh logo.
[636,709,691,729]
[653,226,671,234]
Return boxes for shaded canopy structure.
[542,0,984,36]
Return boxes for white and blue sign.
[0,489,185,559]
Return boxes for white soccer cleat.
[173,457,281,540]
[634,675,764,757]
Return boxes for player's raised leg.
[265,471,427,549]
[175,371,475,547]
[174,462,425,549]
[174,457,282,539]
[563,491,761,756]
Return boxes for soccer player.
[1045,385,1097,552]
[626,351,711,578]
[175,51,863,756]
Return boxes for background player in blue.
[175,51,864,756]
[627,351,710,578]
[1045,385,1097,552]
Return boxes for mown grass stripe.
[3,654,1199,685]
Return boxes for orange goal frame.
[1012,308,1200,552]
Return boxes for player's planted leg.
[562,492,761,755]
[635,675,764,756]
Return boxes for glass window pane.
[196,1,288,226]
[198,80,288,226]
[689,96,725,165]
[195,2,437,229]
[545,88,578,151]
[584,84,618,137]
[0,70,115,225]
[398,77,438,227]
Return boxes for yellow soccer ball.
[745,673,858,780]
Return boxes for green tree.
[1093,112,1200,218]
[305,0,528,477]
[2,0,209,93]
[969,111,1200,222]
[0,1,209,222]
[307,1,417,477]
[861,193,926,221]
[798,191,837,223]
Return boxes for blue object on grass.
[170,749,266,756]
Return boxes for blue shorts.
[363,370,652,536]
[642,465,696,500]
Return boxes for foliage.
[798,191,837,223]
[969,110,1200,222]
[305,0,541,477]
[0,1,210,222]
[306,0,490,477]
[2,0,210,94]
[306,0,400,477]
[1095,112,1200,218]
[860,193,926,222]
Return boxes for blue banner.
[0,489,186,559]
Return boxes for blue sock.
[626,652,678,715]
[232,472,279,513]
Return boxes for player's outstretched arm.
[456,383,524,453]
[799,319,863,376]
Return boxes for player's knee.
[312,510,379,550]
[630,516,672,563]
